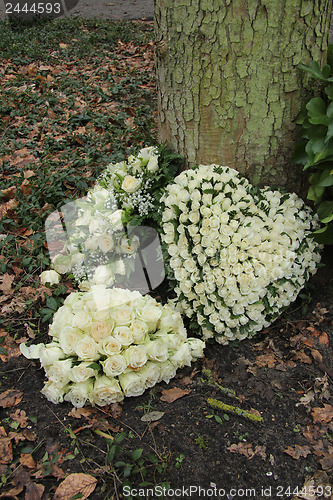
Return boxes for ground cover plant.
[0,16,333,500]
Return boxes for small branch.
[201,368,238,400]
[207,397,263,422]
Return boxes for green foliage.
[293,49,333,244]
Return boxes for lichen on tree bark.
[154,0,332,192]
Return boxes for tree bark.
[154,0,332,193]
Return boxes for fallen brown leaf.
[227,442,266,460]
[25,482,45,500]
[10,409,29,428]
[292,349,312,364]
[318,332,329,346]
[0,390,23,408]
[0,273,15,294]
[254,352,276,368]
[284,444,311,459]
[310,349,323,364]
[319,452,333,471]
[312,404,333,424]
[0,435,13,464]
[54,473,97,500]
[160,387,191,403]
[20,453,36,469]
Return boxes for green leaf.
[307,184,325,203]
[317,200,333,223]
[325,85,333,101]
[306,97,329,126]
[318,169,333,187]
[46,297,58,311]
[298,61,329,82]
[131,448,143,461]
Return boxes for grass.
[0,15,157,335]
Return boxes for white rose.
[139,303,163,331]
[99,336,122,356]
[92,265,114,287]
[64,380,94,408]
[121,175,141,193]
[188,210,200,224]
[112,326,134,346]
[130,319,149,344]
[72,311,92,331]
[92,376,124,406]
[139,146,158,161]
[52,254,72,275]
[111,305,135,326]
[58,326,79,355]
[147,155,159,172]
[194,282,206,295]
[154,331,182,349]
[89,285,113,313]
[162,207,176,222]
[138,361,161,388]
[146,340,169,363]
[174,268,188,282]
[19,342,44,360]
[75,335,100,361]
[124,345,148,369]
[187,338,205,359]
[167,244,179,257]
[41,381,67,404]
[163,222,175,235]
[119,235,140,254]
[39,343,66,367]
[159,360,177,384]
[102,354,127,377]
[108,209,124,228]
[40,270,60,286]
[70,362,97,383]
[119,371,146,397]
[179,280,193,295]
[169,343,192,368]
[159,307,184,334]
[115,259,126,275]
[98,234,115,253]
[45,358,73,385]
[90,321,114,342]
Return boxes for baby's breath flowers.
[20,286,205,407]
[161,164,322,344]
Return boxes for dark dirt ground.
[0,246,333,500]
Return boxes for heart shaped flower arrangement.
[161,165,322,344]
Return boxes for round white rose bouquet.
[20,285,205,407]
[161,164,322,345]
[48,146,182,289]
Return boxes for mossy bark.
[154,0,332,193]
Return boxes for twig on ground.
[207,397,263,422]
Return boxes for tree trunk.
[154,0,332,193]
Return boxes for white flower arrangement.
[161,164,322,344]
[20,285,205,407]
[48,146,182,289]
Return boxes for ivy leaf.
[306,97,329,126]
